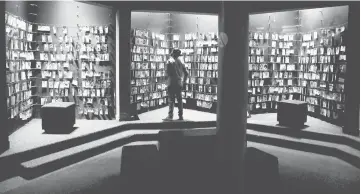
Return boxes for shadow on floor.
[78,174,122,194]
[275,124,310,130]
[248,134,360,168]
[248,124,360,150]
[2,124,359,189]
[42,127,79,135]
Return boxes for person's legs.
[175,86,183,120]
[165,86,175,120]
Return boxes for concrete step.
[1,121,216,166]
[20,130,158,180]
[247,129,359,168]
[247,123,360,151]
[248,129,359,155]
[19,127,359,182]
[4,120,356,172]
[0,141,159,194]
[0,121,217,182]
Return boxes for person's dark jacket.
[165,57,189,87]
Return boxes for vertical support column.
[27,2,38,118]
[116,6,132,121]
[343,3,360,135]
[115,10,120,120]
[1,1,9,153]
[215,1,249,194]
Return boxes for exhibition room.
[0,1,359,194]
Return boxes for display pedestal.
[121,130,280,194]
[245,147,280,194]
[120,144,160,194]
[277,100,307,128]
[41,102,76,133]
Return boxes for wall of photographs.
[181,32,219,110]
[131,16,347,125]
[5,12,34,122]
[5,11,115,121]
[130,29,170,113]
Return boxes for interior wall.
[34,1,116,69]
[299,5,349,32]
[132,6,349,35]
[33,1,117,119]
[249,5,349,33]
[5,1,28,20]
[129,7,350,123]
[36,1,113,26]
[249,11,299,32]
[131,11,171,33]
[34,1,116,57]
[132,9,348,38]
[131,12,218,38]
[5,1,32,135]
[170,13,218,33]
[5,1,117,120]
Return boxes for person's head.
[171,49,181,59]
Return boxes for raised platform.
[2,120,122,158]
[1,109,217,159]
[2,108,356,159]
[0,108,358,188]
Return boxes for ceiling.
[86,1,353,15]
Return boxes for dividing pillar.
[116,6,132,121]
[343,3,360,135]
[0,1,9,153]
[215,1,249,193]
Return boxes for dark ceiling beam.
[89,1,352,15]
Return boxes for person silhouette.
[163,49,189,121]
